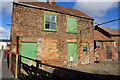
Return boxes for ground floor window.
[82,46,87,53]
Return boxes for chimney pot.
[47,0,56,5]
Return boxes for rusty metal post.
[40,61,42,67]
[16,36,21,78]
[36,60,40,68]
[36,61,42,68]
[18,55,21,78]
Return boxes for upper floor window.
[44,13,57,31]
[67,17,77,33]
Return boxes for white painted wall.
[0,42,10,49]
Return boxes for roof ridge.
[99,26,120,30]
[97,26,120,35]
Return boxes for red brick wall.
[94,41,118,61]
[10,3,94,67]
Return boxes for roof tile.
[94,30,113,41]
[19,2,93,19]
[100,27,120,35]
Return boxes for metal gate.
[106,45,112,59]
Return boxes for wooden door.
[106,45,112,59]
[20,42,37,66]
[67,42,77,61]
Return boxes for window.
[44,13,57,31]
[82,46,87,53]
[67,17,77,33]
[96,41,101,47]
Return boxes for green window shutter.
[67,17,77,33]
[67,17,71,32]
[70,18,74,31]
[73,18,77,32]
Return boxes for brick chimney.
[47,0,56,5]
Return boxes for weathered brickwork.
[94,42,118,61]
[10,3,94,67]
[94,26,119,62]
[111,36,120,47]
[111,36,120,58]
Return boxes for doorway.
[106,45,112,59]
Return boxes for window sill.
[66,31,78,34]
[42,29,57,32]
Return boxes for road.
[69,60,119,75]
[0,49,15,80]
[0,49,3,80]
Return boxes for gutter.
[111,35,120,37]
[13,2,94,21]
[95,40,114,42]
[0,39,10,42]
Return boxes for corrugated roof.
[100,27,120,36]
[17,2,93,20]
[94,30,113,41]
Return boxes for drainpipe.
[16,36,20,54]
[16,36,20,78]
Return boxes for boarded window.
[67,17,77,33]
[44,13,56,30]
[96,41,101,47]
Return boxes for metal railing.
[18,55,62,80]
[18,55,100,80]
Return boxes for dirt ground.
[69,59,120,75]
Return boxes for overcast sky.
[0,0,119,39]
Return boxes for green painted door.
[20,42,37,66]
[67,42,77,61]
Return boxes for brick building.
[94,26,120,61]
[10,0,94,68]
[0,39,10,49]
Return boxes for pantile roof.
[94,30,113,41]
[17,2,93,20]
[100,27,120,36]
